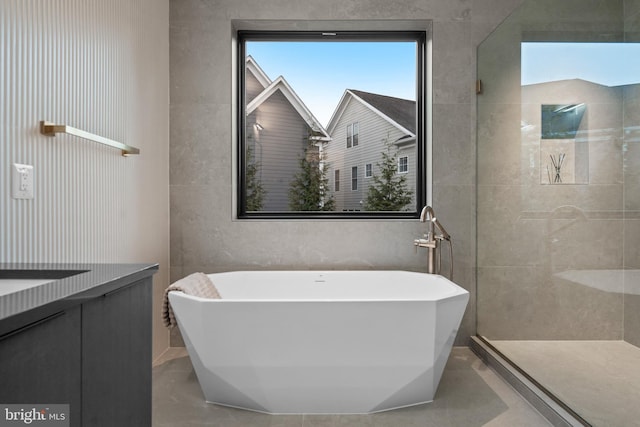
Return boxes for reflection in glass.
[541,104,585,140]
[538,104,588,184]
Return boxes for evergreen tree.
[364,144,413,211]
[288,141,335,211]
[245,146,265,211]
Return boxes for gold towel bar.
[39,121,140,156]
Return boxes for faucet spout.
[419,205,450,241]
[419,205,434,223]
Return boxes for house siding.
[245,71,265,105]
[325,96,416,211]
[247,89,310,211]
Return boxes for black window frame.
[237,30,427,220]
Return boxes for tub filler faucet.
[414,206,453,278]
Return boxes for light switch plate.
[12,163,34,199]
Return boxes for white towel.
[162,272,220,328]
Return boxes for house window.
[351,166,358,191]
[347,122,360,148]
[398,156,408,173]
[365,163,372,178]
[352,122,359,147]
[237,29,428,219]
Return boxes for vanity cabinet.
[0,306,82,426]
[82,278,152,426]
[0,269,154,427]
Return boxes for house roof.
[327,89,416,138]
[245,56,330,140]
[246,75,331,141]
[349,90,416,134]
[245,55,272,89]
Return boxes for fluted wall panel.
[1,0,169,268]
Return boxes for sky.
[522,42,640,87]
[246,41,417,127]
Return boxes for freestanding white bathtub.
[168,270,469,414]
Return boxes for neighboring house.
[325,89,416,211]
[244,56,331,211]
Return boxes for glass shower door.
[476,1,640,425]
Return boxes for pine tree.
[288,141,335,211]
[364,144,413,211]
[245,146,265,211]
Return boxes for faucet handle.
[414,238,436,250]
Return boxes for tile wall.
[169,0,526,346]
[477,0,640,344]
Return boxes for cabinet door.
[0,306,82,427]
[81,278,152,427]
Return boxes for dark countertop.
[0,263,158,336]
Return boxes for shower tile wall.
[477,0,640,343]
[169,0,526,346]
[624,78,640,346]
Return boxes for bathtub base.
[206,399,435,415]
[185,337,441,414]
[183,329,443,414]
[176,302,466,414]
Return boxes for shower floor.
[489,340,640,427]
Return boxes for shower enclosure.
[476,1,640,425]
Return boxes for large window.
[237,30,427,218]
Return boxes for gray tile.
[170,26,231,105]
[170,104,232,186]
[302,415,337,427]
[478,265,623,340]
[432,21,473,105]
[334,415,374,427]
[432,105,474,186]
[625,293,640,347]
[490,340,640,427]
[476,105,524,186]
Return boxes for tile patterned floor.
[152,347,551,426]
[490,340,640,427]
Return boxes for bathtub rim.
[169,270,469,303]
[168,291,468,303]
